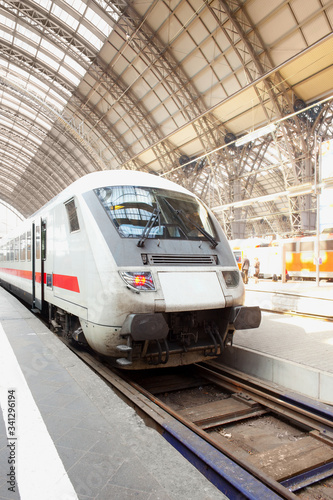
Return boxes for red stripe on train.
[0,268,80,293]
[52,274,80,293]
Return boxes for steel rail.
[198,361,333,434]
[62,339,297,500]
[197,362,333,493]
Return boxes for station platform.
[1,282,332,500]
[219,279,333,406]
[0,287,226,500]
[244,279,333,318]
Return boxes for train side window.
[27,231,31,261]
[36,226,40,259]
[41,220,46,260]
[300,241,313,251]
[320,240,333,250]
[14,237,19,261]
[285,242,296,252]
[65,199,80,233]
[10,240,14,261]
[20,234,26,261]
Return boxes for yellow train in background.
[284,232,333,280]
[229,232,333,281]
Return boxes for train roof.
[30,170,195,217]
[61,170,192,198]
[1,170,197,241]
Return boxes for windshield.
[94,185,218,242]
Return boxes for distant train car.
[252,241,282,279]
[229,245,242,271]
[229,239,282,279]
[284,233,333,280]
[0,171,260,369]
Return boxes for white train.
[0,171,260,369]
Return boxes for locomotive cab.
[75,172,261,369]
[0,170,261,370]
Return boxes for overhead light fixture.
[235,123,276,147]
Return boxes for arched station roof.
[1,0,333,238]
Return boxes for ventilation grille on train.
[144,254,218,265]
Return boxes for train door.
[32,219,46,311]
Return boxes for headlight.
[120,271,155,291]
[222,270,240,287]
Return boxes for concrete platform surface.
[244,279,333,317]
[219,280,333,405]
[0,287,227,500]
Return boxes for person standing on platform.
[241,255,250,284]
[253,257,260,284]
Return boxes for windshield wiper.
[164,200,218,248]
[137,208,161,247]
[182,211,218,248]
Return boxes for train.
[0,170,261,369]
[230,233,333,281]
[229,239,283,279]
[284,232,333,280]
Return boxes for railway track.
[62,339,333,500]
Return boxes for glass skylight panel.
[94,0,120,21]
[0,150,16,161]
[4,137,27,152]
[19,144,35,156]
[35,115,52,131]
[52,78,72,96]
[29,74,50,93]
[26,82,48,100]
[85,7,112,37]
[0,182,14,192]
[27,133,43,146]
[0,31,13,44]
[69,43,92,65]
[58,65,80,86]
[44,94,65,112]
[78,24,103,50]
[35,115,53,131]
[49,88,68,106]
[37,50,59,71]
[11,124,28,137]
[19,107,38,122]
[41,39,65,61]
[0,14,15,29]
[1,96,21,112]
[14,38,37,57]
[31,0,52,11]
[16,24,41,45]
[63,0,86,15]
[6,72,31,93]
[0,117,10,127]
[9,66,29,80]
[0,59,9,70]
[64,55,86,76]
[51,4,79,30]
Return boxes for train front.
[82,174,261,369]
